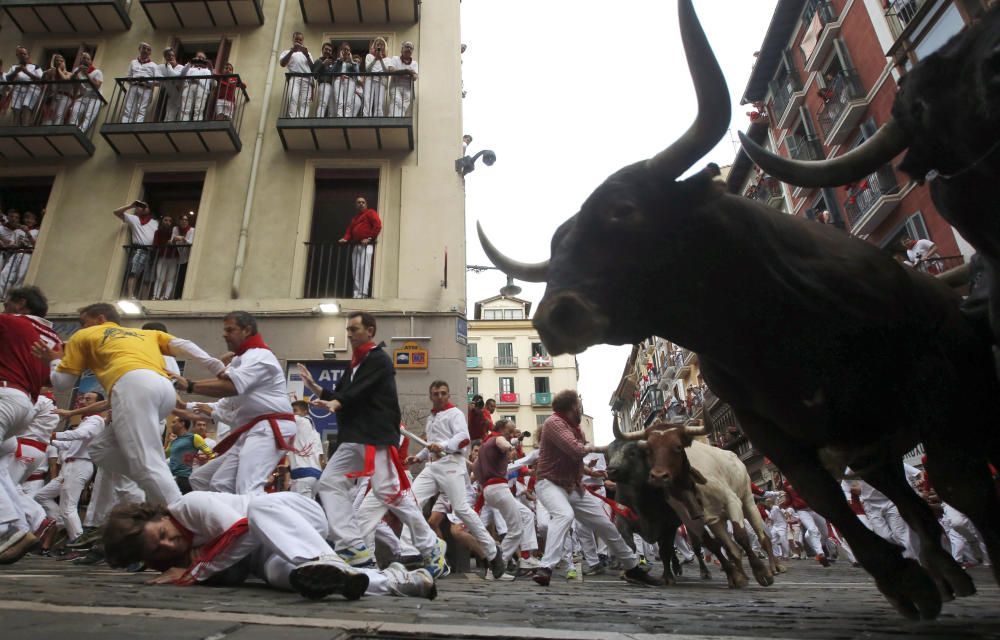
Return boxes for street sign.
[286,360,350,437]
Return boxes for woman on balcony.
[41,55,73,125]
[363,37,390,117]
[332,42,361,118]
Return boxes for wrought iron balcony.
[302,241,376,299]
[842,164,902,234]
[1,246,34,294]
[745,175,783,206]
[493,356,518,369]
[494,392,519,406]
[529,353,553,369]
[118,243,192,301]
[770,69,805,130]
[466,356,482,369]
[531,392,552,406]
[885,0,932,49]
[100,74,248,155]
[786,133,823,161]
[1,0,131,33]
[139,0,263,28]
[276,72,414,152]
[0,77,106,158]
[817,69,867,145]
[802,2,841,73]
[298,0,418,24]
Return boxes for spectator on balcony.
[0,210,36,298]
[174,213,195,272]
[4,46,43,125]
[122,43,158,124]
[313,42,337,118]
[151,215,177,301]
[215,62,245,121]
[179,52,214,122]
[387,41,417,117]
[68,52,103,132]
[331,42,361,118]
[157,47,184,122]
[41,54,73,125]
[903,237,939,269]
[363,37,390,117]
[338,196,381,298]
[815,208,832,224]
[280,32,314,118]
[113,200,157,299]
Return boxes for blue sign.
[456,317,468,345]
[286,360,350,437]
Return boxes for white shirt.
[581,452,607,487]
[280,50,312,74]
[906,239,936,263]
[172,225,195,264]
[77,68,103,97]
[51,415,105,460]
[123,212,157,246]
[418,405,471,462]
[128,58,159,79]
[221,347,295,431]
[388,56,417,89]
[769,505,787,530]
[365,54,389,75]
[5,62,42,82]
[23,396,59,442]
[289,415,323,470]
[157,62,183,97]
[183,64,214,90]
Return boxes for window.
[534,377,550,393]
[531,342,549,358]
[501,414,516,423]
[496,342,515,367]
[0,176,54,296]
[467,377,478,397]
[536,415,548,428]
[881,212,930,250]
[118,172,205,301]
[171,36,232,73]
[504,308,524,319]
[466,343,478,357]
[499,377,514,393]
[304,169,379,299]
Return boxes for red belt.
[214,413,297,456]
[26,472,45,482]
[346,445,411,506]
[473,477,511,513]
[65,457,90,463]
[15,437,48,461]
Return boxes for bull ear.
[690,467,708,485]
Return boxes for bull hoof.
[922,549,976,600]
[752,566,774,587]
[773,561,787,574]
[661,572,676,586]
[875,559,942,620]
[700,568,712,580]
[727,570,749,589]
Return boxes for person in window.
[313,42,337,118]
[363,37,390,117]
[331,42,360,118]
[215,62,245,121]
[157,47,184,122]
[4,46,43,125]
[173,214,195,288]
[339,196,381,298]
[41,54,73,125]
[903,237,939,271]
[387,41,417,117]
[113,200,158,299]
[280,32,314,118]
[122,42,158,124]
[151,215,177,301]
[68,51,103,132]
[179,52,214,122]
[0,210,36,299]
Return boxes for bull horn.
[612,416,624,440]
[685,425,708,437]
[477,221,549,283]
[647,0,731,181]
[738,119,910,188]
[591,445,609,454]
[617,425,650,441]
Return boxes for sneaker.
[638,557,651,572]
[490,547,506,579]
[0,530,36,564]
[335,544,375,568]
[424,538,450,579]
[623,565,664,587]
[519,556,541,570]
[487,571,516,581]
[71,548,104,565]
[816,554,830,567]
[532,567,552,586]
[565,568,579,580]
[290,556,369,601]
[583,563,606,576]
[65,527,101,550]
[386,562,437,600]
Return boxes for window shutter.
[832,37,854,72]
[798,106,817,138]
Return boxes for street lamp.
[455,149,496,176]
[467,265,521,297]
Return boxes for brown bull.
[478,0,1000,620]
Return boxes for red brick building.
[728,0,993,267]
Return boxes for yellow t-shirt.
[57,322,175,392]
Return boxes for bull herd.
[479,0,1000,621]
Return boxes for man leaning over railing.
[4,46,43,125]
[68,51,103,132]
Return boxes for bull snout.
[606,466,622,482]
[649,467,671,485]
[534,291,610,355]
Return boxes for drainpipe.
[231,0,287,298]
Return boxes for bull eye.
[609,205,639,222]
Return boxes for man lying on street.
[101,491,436,601]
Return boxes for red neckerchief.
[351,341,377,368]
[234,333,270,356]
[401,55,412,64]
[136,212,153,225]
[431,402,455,415]
[137,56,151,65]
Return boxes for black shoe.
[490,547,506,579]
[532,567,552,587]
[623,565,664,587]
[290,559,370,601]
[72,548,105,566]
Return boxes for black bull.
[478,0,1000,621]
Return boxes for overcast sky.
[460,0,779,444]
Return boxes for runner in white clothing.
[176,312,297,495]
[288,400,325,497]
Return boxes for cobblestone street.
[1,555,998,639]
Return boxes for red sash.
[26,472,45,482]
[346,445,411,506]
[16,437,48,461]
[584,485,639,523]
[213,413,298,456]
[176,518,249,585]
[473,477,510,514]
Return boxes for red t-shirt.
[782,480,809,511]
[0,314,61,401]
[341,208,382,242]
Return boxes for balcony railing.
[786,133,824,161]
[1,0,131,33]
[100,74,248,154]
[466,356,482,369]
[817,69,865,142]
[303,241,376,299]
[118,243,192,301]
[494,392,519,406]
[0,77,106,157]
[885,0,930,41]
[276,71,415,151]
[529,353,553,369]
[494,356,518,369]
[769,70,803,126]
[802,0,836,28]
[842,164,900,230]
[802,2,842,73]
[1,246,34,297]
[745,175,782,205]
[531,392,552,406]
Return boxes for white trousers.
[796,509,832,558]
[189,419,295,495]
[351,244,374,298]
[56,459,93,539]
[363,78,387,116]
[515,498,539,552]
[68,96,101,132]
[484,483,524,563]
[89,370,180,505]
[316,83,334,117]
[43,94,72,125]
[0,437,45,531]
[675,528,695,561]
[770,525,790,558]
[153,257,179,299]
[864,500,919,560]
[403,457,496,559]
[290,476,319,497]
[317,442,437,555]
[288,77,313,118]
[389,86,413,117]
[122,85,153,123]
[84,468,144,528]
[247,492,393,595]
[943,504,989,564]
[0,389,33,534]
[333,78,360,117]
[180,83,210,121]
[535,479,638,571]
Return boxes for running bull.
[478,0,1000,620]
